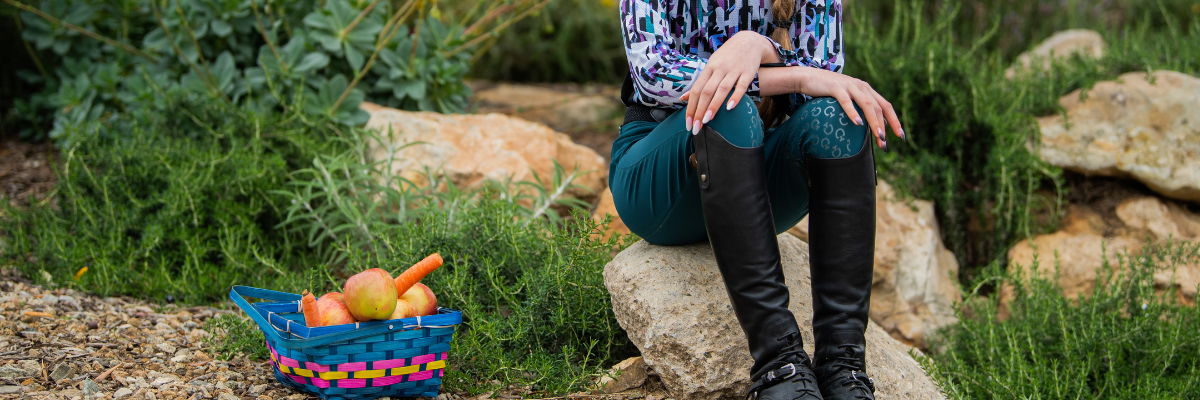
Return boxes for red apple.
[389,299,418,320]
[316,296,357,326]
[343,268,398,321]
[319,292,344,303]
[400,283,438,316]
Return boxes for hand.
[792,68,905,150]
[679,31,778,135]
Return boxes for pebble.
[217,393,239,400]
[113,387,134,399]
[43,294,59,305]
[249,384,268,395]
[50,364,76,382]
[0,386,27,394]
[150,377,175,388]
[0,366,29,379]
[81,379,102,396]
[155,342,177,354]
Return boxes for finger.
[686,69,713,132]
[725,71,754,111]
[848,86,885,147]
[832,89,863,127]
[874,92,904,140]
[681,91,690,101]
[691,71,725,134]
[703,73,739,125]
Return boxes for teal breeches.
[608,96,868,245]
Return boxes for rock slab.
[604,235,946,400]
[361,102,608,203]
[1006,29,1106,78]
[789,181,961,348]
[1037,71,1200,203]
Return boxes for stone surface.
[1005,196,1200,314]
[113,387,133,399]
[50,363,75,382]
[471,83,623,133]
[1006,29,1106,78]
[789,181,961,348]
[597,356,649,393]
[81,379,102,396]
[361,102,608,204]
[604,235,945,400]
[592,188,631,242]
[1036,71,1200,203]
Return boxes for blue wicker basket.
[230,286,463,400]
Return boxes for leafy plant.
[923,240,1200,399]
[3,0,549,139]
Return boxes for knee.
[705,93,764,148]
[795,97,869,159]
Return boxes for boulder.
[1036,71,1200,203]
[789,181,961,348]
[361,102,607,203]
[604,234,946,400]
[1005,29,1106,78]
[1006,197,1200,312]
[470,83,623,133]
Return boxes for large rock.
[361,102,607,202]
[789,181,961,349]
[1036,71,1200,203]
[1005,29,1106,78]
[1006,196,1200,311]
[604,234,946,400]
[592,188,632,242]
[470,83,623,133]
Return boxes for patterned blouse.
[620,0,844,109]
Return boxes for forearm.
[756,66,805,97]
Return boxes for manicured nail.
[692,120,702,135]
[882,140,889,153]
[900,128,907,141]
[702,110,713,124]
[727,100,736,110]
[686,116,693,129]
[876,127,884,138]
[855,117,863,125]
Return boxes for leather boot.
[805,131,877,400]
[692,125,821,400]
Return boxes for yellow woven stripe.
[279,365,291,374]
[354,369,386,379]
[426,360,446,370]
[319,371,349,380]
[391,365,420,375]
[293,367,314,378]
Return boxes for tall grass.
[923,240,1200,399]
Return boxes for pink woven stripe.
[408,370,434,381]
[290,375,306,384]
[411,354,435,365]
[373,358,407,369]
[305,362,330,372]
[339,362,367,372]
[338,378,367,388]
[279,356,300,368]
[311,377,330,388]
[440,352,448,360]
[439,369,444,377]
[373,375,405,386]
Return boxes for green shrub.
[923,240,1200,399]
[466,0,625,83]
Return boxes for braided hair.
[758,0,794,129]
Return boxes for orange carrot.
[394,253,443,296]
[301,290,322,327]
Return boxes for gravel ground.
[0,269,311,400]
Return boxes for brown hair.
[758,0,795,129]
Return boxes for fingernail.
[900,128,907,141]
[692,120,702,135]
[876,127,884,138]
[702,110,713,124]
[883,140,889,153]
[686,117,693,129]
[727,100,736,110]
[856,117,863,125]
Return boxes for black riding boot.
[806,132,877,400]
[692,126,821,400]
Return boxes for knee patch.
[796,97,867,160]
[704,93,764,148]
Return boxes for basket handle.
[228,286,436,349]
[229,286,299,342]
